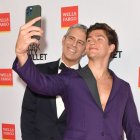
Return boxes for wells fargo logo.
[0,13,10,32]
[2,123,15,140]
[138,67,140,88]
[0,69,13,86]
[61,6,78,28]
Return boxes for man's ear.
[109,44,115,53]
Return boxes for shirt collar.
[59,58,79,70]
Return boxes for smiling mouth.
[68,48,76,54]
[89,47,98,50]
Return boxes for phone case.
[26,5,41,40]
[26,5,41,27]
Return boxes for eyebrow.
[87,34,106,39]
[96,35,106,38]
[68,35,85,43]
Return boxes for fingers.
[15,17,43,58]
[15,17,42,66]
[24,38,39,47]
[20,26,43,40]
[21,25,43,35]
[19,16,43,41]
[21,16,41,30]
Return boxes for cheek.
[78,47,85,53]
[62,46,68,55]
[85,45,89,52]
[63,43,69,50]
[85,43,89,49]
[63,47,69,55]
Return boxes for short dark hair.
[86,23,119,58]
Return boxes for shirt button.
[101,131,105,136]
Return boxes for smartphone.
[25,5,41,40]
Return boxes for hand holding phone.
[26,5,41,40]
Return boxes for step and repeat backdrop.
[0,0,140,139]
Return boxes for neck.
[88,59,110,80]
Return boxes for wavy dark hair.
[86,23,119,59]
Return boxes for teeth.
[69,48,76,53]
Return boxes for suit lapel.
[47,60,59,74]
[78,65,102,110]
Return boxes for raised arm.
[13,57,67,97]
[13,17,67,97]
[15,17,43,66]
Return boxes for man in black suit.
[21,23,87,140]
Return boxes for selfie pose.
[21,7,87,140]
[13,17,140,140]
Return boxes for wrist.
[16,53,28,67]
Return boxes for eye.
[97,37,102,41]
[77,41,84,46]
[87,39,92,43]
[68,36,74,41]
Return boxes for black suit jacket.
[21,60,66,140]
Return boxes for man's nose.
[72,40,77,46]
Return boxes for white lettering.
[0,18,9,22]
[0,73,11,77]
[63,17,77,22]
[63,12,77,17]
[0,22,9,27]
[3,127,14,131]
[1,77,12,81]
[3,131,14,135]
